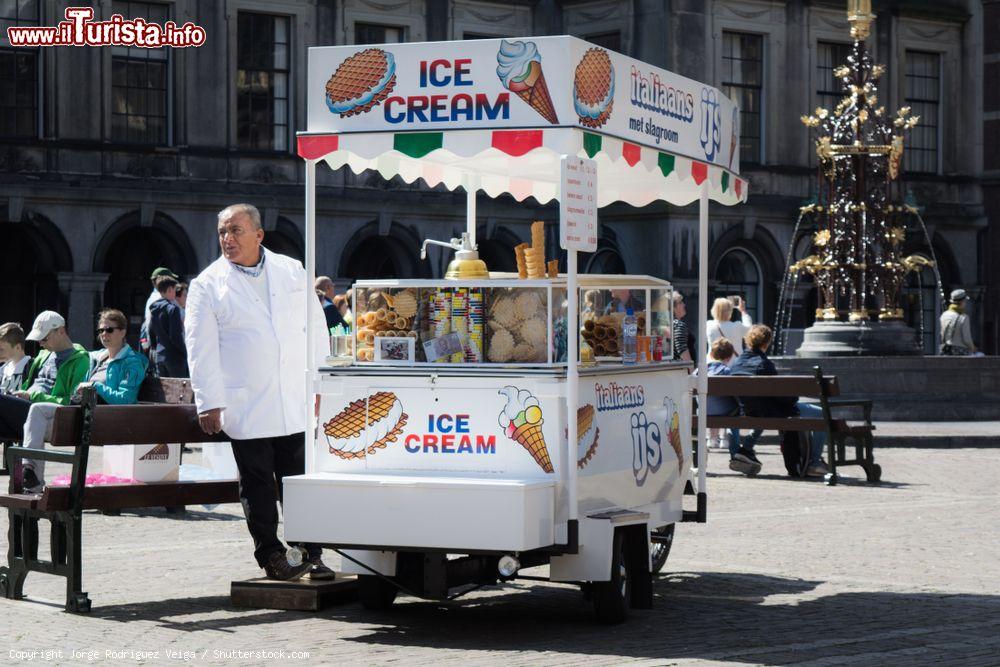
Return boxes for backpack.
[780,431,809,478]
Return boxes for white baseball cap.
[26,310,66,342]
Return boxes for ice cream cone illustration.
[496,40,559,125]
[664,397,683,472]
[498,386,554,473]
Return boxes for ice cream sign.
[306,35,741,168]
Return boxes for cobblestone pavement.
[2,446,999,666]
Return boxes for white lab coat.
[184,249,329,441]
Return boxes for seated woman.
[730,324,829,478]
[21,309,149,492]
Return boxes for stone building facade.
[0,0,988,352]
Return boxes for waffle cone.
[512,421,553,473]
[525,246,546,278]
[514,243,529,279]
[515,70,559,125]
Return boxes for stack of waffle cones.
[514,221,553,279]
[512,419,553,473]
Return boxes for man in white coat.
[185,203,330,581]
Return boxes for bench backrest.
[48,377,225,446]
[705,374,840,398]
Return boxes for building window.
[111,2,169,145]
[714,248,763,323]
[721,32,764,164]
[237,12,290,151]
[463,33,497,40]
[816,41,851,112]
[905,51,940,174]
[585,32,621,52]
[355,23,405,45]
[0,0,40,138]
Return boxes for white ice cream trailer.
[285,36,746,622]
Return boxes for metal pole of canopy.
[566,249,579,526]
[304,159,317,473]
[696,183,709,509]
[466,175,477,249]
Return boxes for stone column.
[57,272,110,349]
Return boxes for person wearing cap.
[0,312,89,488]
[140,267,180,353]
[940,289,977,355]
[147,275,189,377]
[185,203,330,582]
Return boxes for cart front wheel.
[649,523,675,574]
[358,575,398,610]
[592,530,629,624]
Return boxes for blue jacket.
[148,297,189,377]
[90,345,149,405]
[729,348,798,417]
[702,361,740,416]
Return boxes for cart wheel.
[649,523,675,574]
[593,530,629,624]
[358,575,398,611]
[866,464,882,484]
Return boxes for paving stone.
[0,446,998,665]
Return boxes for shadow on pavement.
[88,571,1000,662]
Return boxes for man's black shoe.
[264,551,311,581]
[22,468,44,494]
[306,556,336,581]
[738,447,761,465]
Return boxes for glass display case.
[346,276,672,367]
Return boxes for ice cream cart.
[285,36,746,622]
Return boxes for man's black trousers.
[228,431,319,568]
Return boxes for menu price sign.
[559,155,598,252]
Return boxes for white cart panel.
[284,473,554,552]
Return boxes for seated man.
[730,324,828,478]
[0,311,90,490]
[20,309,149,491]
[0,322,32,395]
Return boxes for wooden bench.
[694,367,880,485]
[0,378,236,612]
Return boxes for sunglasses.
[96,327,122,335]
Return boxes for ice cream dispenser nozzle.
[420,232,489,279]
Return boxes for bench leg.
[825,431,838,486]
[64,514,90,613]
[863,435,881,483]
[0,511,31,600]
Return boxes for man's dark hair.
[0,322,26,348]
[154,275,179,295]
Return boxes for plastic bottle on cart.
[622,307,637,364]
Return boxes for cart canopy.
[299,36,746,208]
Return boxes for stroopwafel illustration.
[574,48,615,128]
[324,391,408,459]
[325,48,397,117]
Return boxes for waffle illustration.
[496,40,559,125]
[498,386,554,473]
[139,443,171,461]
[325,48,397,117]
[574,48,615,128]
[324,391,408,459]
[576,404,600,469]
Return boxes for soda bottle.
[622,307,637,364]
[653,334,664,361]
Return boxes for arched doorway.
[340,224,424,280]
[0,221,66,332]
[585,246,626,274]
[713,248,763,322]
[263,218,304,262]
[902,255,940,354]
[96,217,196,345]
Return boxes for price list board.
[559,156,598,252]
